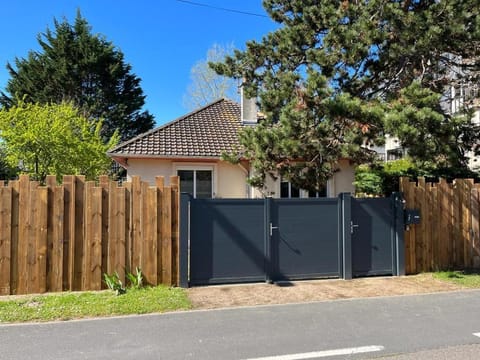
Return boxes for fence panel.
[0,175,179,296]
[401,177,480,273]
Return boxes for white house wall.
[125,158,173,184]
[125,158,354,198]
[217,162,248,198]
[332,159,355,196]
[125,158,247,198]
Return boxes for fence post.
[340,193,352,280]
[264,197,273,283]
[178,193,190,288]
[392,192,405,276]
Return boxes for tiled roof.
[108,98,241,158]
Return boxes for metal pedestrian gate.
[177,193,404,287]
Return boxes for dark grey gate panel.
[189,199,265,285]
[351,198,393,276]
[272,199,341,280]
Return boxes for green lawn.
[433,270,480,288]
[0,285,191,323]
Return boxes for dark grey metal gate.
[189,199,266,285]
[351,198,397,277]
[271,198,341,280]
[178,193,404,287]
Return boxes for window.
[308,183,327,198]
[177,169,213,198]
[387,148,403,161]
[280,180,300,198]
[280,179,328,198]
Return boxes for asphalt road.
[1,290,480,360]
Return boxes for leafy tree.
[183,43,239,110]
[1,11,154,140]
[213,0,480,191]
[0,101,119,182]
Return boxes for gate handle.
[270,223,279,236]
[350,221,359,234]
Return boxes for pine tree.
[1,11,154,140]
[213,0,480,190]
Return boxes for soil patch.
[187,274,465,309]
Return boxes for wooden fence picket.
[143,185,158,285]
[17,175,30,294]
[49,185,64,292]
[73,176,85,291]
[0,187,12,295]
[471,187,480,268]
[162,186,172,286]
[83,182,102,290]
[131,176,142,273]
[99,175,109,288]
[171,176,180,286]
[155,176,164,284]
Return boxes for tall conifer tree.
[1,11,154,140]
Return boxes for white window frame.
[173,163,217,198]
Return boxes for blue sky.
[0,1,278,126]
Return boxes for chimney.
[240,84,258,125]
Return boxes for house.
[107,97,355,198]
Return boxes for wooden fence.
[400,177,480,274]
[0,175,179,295]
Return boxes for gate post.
[264,197,273,283]
[340,193,353,280]
[392,192,406,276]
[178,193,191,288]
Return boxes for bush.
[355,159,418,196]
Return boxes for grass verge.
[433,270,480,288]
[0,285,191,324]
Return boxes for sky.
[0,0,278,126]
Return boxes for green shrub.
[126,267,144,289]
[354,159,418,196]
[103,272,126,295]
